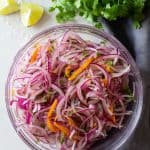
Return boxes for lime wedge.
[20,2,44,27]
[0,0,19,15]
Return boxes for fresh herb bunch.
[49,0,147,28]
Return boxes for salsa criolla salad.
[9,30,135,150]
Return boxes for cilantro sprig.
[49,0,147,28]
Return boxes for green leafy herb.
[123,85,135,101]
[82,50,88,57]
[124,85,132,95]
[60,133,65,144]
[67,110,74,116]
[49,0,147,28]
[106,60,113,66]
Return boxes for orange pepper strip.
[101,64,113,73]
[105,65,113,73]
[65,65,71,77]
[46,99,58,132]
[46,119,58,132]
[67,117,77,128]
[112,116,116,124]
[53,122,70,137]
[101,78,108,87]
[68,57,95,81]
[108,104,116,123]
[29,47,40,64]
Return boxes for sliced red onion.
[91,63,111,86]
[76,136,87,150]
[76,78,91,105]
[86,128,96,141]
[17,98,29,110]
[95,116,103,137]
[114,111,132,116]
[69,130,76,140]
[71,141,76,150]
[51,84,65,97]
[10,100,17,106]
[89,104,95,109]
[32,103,41,113]
[56,97,65,121]
[25,111,31,124]
[11,31,133,150]
[97,96,113,116]
[112,65,130,78]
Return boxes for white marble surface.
[0,1,90,150]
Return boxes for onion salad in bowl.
[6,24,143,150]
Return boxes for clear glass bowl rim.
[5,24,143,150]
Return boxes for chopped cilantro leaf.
[49,0,147,28]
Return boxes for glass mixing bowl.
[5,24,143,150]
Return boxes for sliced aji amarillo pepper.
[105,65,113,73]
[29,47,40,64]
[108,104,116,123]
[68,56,95,81]
[53,122,70,136]
[101,78,108,87]
[67,117,77,128]
[65,65,71,77]
[46,99,58,132]
[46,119,58,132]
